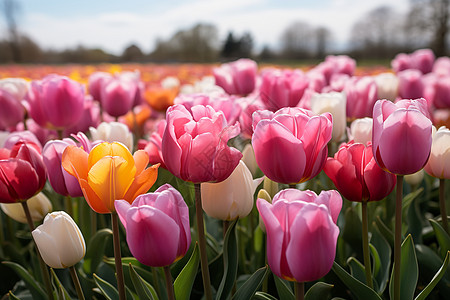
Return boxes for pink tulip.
[161,104,242,183]
[115,184,191,267]
[213,58,258,95]
[42,139,83,197]
[372,98,432,175]
[424,126,450,179]
[238,96,266,139]
[252,107,332,184]
[343,76,378,120]
[15,119,58,146]
[432,56,450,76]
[142,119,166,168]
[260,69,309,111]
[88,72,113,101]
[100,77,137,117]
[65,95,101,136]
[397,69,425,99]
[411,48,435,74]
[431,76,450,109]
[24,75,85,130]
[324,141,396,202]
[257,189,341,282]
[4,130,42,151]
[315,55,356,84]
[392,53,412,73]
[0,89,24,130]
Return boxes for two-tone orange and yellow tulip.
[62,142,159,213]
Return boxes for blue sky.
[4,0,409,55]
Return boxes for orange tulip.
[62,142,159,213]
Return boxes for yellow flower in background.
[62,142,159,214]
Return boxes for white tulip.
[161,76,180,90]
[0,78,29,101]
[89,121,134,151]
[310,92,346,142]
[0,192,52,224]
[374,73,398,102]
[32,211,86,269]
[241,144,258,177]
[201,160,264,220]
[347,117,373,144]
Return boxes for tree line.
[0,0,449,64]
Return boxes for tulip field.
[0,49,450,300]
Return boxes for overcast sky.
[3,0,409,55]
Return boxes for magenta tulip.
[260,69,309,111]
[100,77,137,117]
[88,72,113,101]
[4,130,42,151]
[372,98,432,175]
[397,69,425,99]
[213,58,258,95]
[324,141,396,202]
[162,104,242,183]
[252,107,332,184]
[431,76,450,109]
[0,141,47,203]
[42,139,83,197]
[24,75,85,130]
[392,53,412,73]
[142,119,166,168]
[257,189,341,282]
[0,89,24,130]
[343,76,378,120]
[432,56,450,76]
[411,48,435,74]
[115,184,191,267]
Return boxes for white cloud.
[20,0,410,55]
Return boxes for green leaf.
[429,219,450,259]
[368,244,381,279]
[129,263,156,300]
[347,257,367,285]
[273,276,295,300]
[370,224,391,294]
[174,243,199,300]
[415,244,450,296]
[401,188,423,216]
[304,282,334,300]
[341,206,362,253]
[83,228,112,274]
[50,268,71,300]
[2,261,47,300]
[331,262,382,300]
[389,235,418,300]
[232,266,268,300]
[216,220,238,300]
[93,273,119,300]
[374,216,394,248]
[415,251,450,300]
[8,291,21,300]
[253,291,278,300]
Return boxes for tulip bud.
[347,117,373,144]
[32,211,86,268]
[263,177,279,199]
[89,121,134,151]
[374,73,398,102]
[201,160,264,220]
[310,92,346,142]
[404,169,425,186]
[242,144,258,177]
[1,192,52,223]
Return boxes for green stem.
[21,201,54,300]
[69,265,85,300]
[152,267,161,296]
[439,179,448,234]
[111,212,126,300]
[393,175,403,300]
[361,201,373,288]
[195,183,212,300]
[90,209,97,238]
[65,196,73,217]
[163,266,175,300]
[295,281,304,300]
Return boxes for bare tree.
[315,26,331,59]
[406,0,449,56]
[1,0,21,62]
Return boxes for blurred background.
[0,0,447,64]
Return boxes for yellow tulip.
[62,142,159,213]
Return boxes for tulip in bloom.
[100,77,137,117]
[213,58,258,95]
[372,98,432,175]
[0,88,24,130]
[324,141,396,202]
[141,119,166,168]
[201,160,264,220]
[397,69,425,99]
[90,121,134,151]
[252,107,332,184]
[430,76,450,109]
[32,211,85,268]
[257,189,341,282]
[347,117,373,144]
[1,192,52,224]
[115,184,190,267]
[310,92,346,142]
[260,69,309,111]
[343,76,378,120]
[0,141,47,203]
[88,72,113,101]
[161,104,242,183]
[424,126,450,179]
[24,75,85,129]
[62,142,159,213]
[43,139,83,197]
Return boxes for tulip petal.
[115,199,132,229]
[88,142,134,170]
[32,229,64,268]
[0,159,40,202]
[133,150,149,175]
[126,206,180,267]
[124,163,159,202]
[252,120,306,184]
[62,145,89,180]
[364,159,397,201]
[78,178,110,213]
[286,204,339,282]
